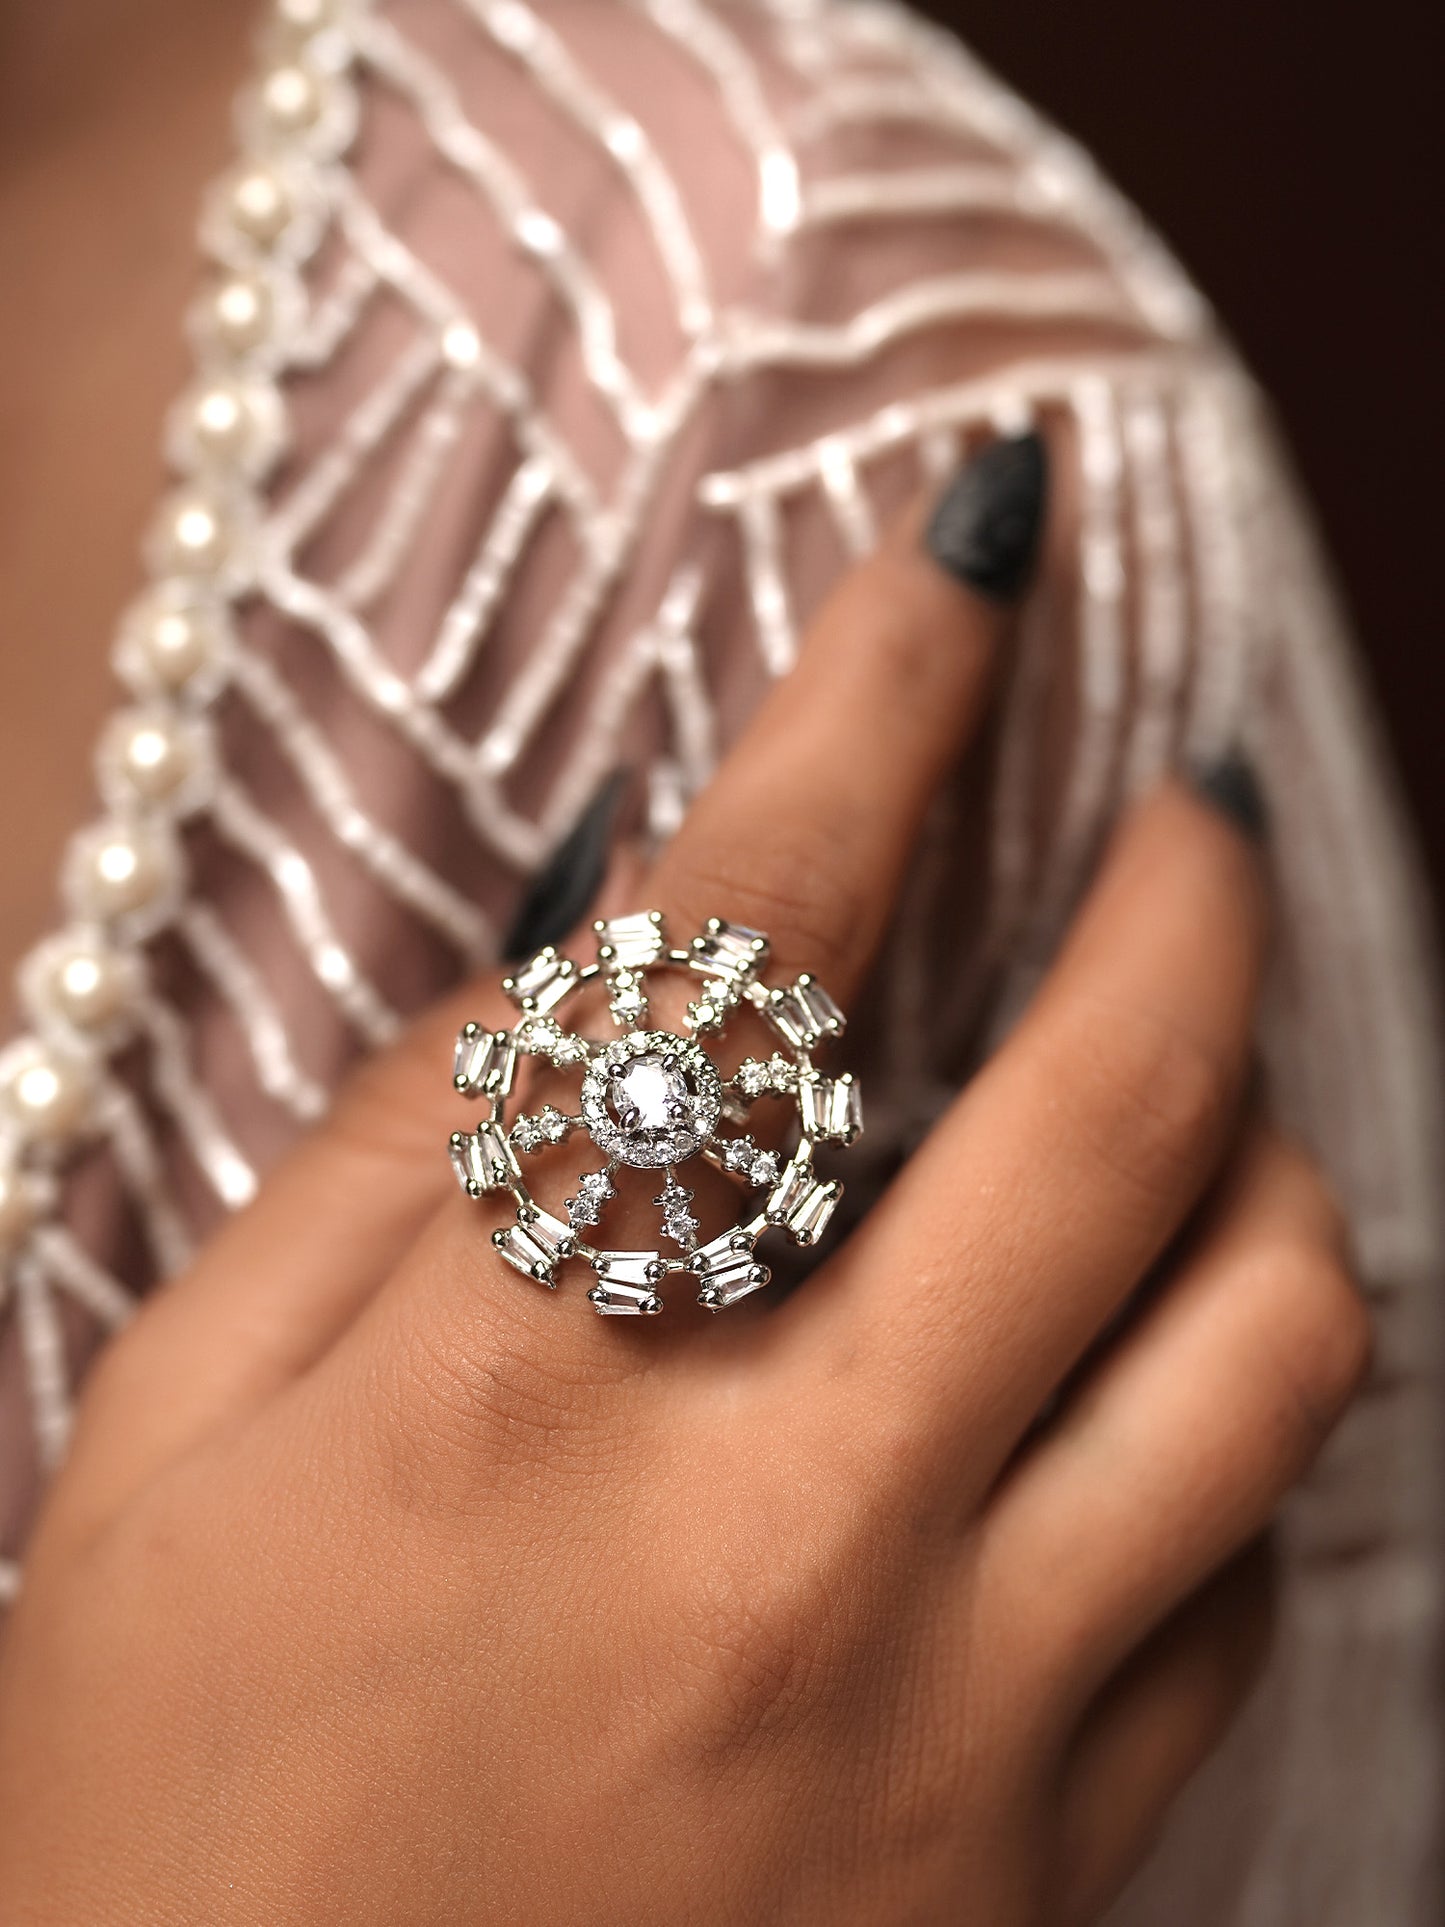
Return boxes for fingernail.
[924,431,1048,602]
[1190,753,1269,844]
[502,769,631,961]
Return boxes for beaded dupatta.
[0,1,1439,1916]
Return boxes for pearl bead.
[189,384,254,464]
[0,1164,39,1254]
[261,65,324,136]
[46,944,134,1031]
[209,275,274,355]
[1,1046,89,1146]
[274,0,340,34]
[128,597,222,691]
[152,493,232,577]
[104,710,199,805]
[229,168,293,247]
[69,822,174,923]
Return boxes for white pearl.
[1,1046,89,1146]
[274,0,339,34]
[70,824,173,922]
[152,493,232,577]
[130,598,222,691]
[190,384,255,464]
[209,275,274,355]
[47,944,134,1031]
[104,710,198,805]
[261,65,324,136]
[229,168,293,247]
[0,1164,39,1254]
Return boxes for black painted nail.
[502,768,631,961]
[1190,753,1269,844]
[925,431,1048,602]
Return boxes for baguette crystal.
[501,946,576,1014]
[594,910,667,970]
[589,1249,667,1315]
[692,1230,771,1309]
[799,1073,863,1144]
[448,1126,518,1197]
[688,917,769,983]
[453,1024,517,1100]
[763,974,845,1050]
[766,1152,842,1244]
[492,1219,563,1283]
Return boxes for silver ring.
[448,914,863,1316]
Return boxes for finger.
[773,774,1271,1488]
[985,1127,1368,1685]
[647,431,1048,998]
[1049,1543,1276,1927]
[319,439,1051,1445]
[58,825,649,1518]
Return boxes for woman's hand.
[0,454,1370,1925]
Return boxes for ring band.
[449,913,863,1316]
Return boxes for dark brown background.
[923,0,1443,910]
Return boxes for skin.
[0,490,1371,1920]
[0,0,251,986]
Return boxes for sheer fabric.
[0,2,1439,1916]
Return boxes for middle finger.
[646,432,1048,996]
[772,778,1270,1489]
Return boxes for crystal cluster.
[731,1054,800,1101]
[517,1014,590,1069]
[510,1105,576,1153]
[567,1167,616,1231]
[716,1135,782,1189]
[655,1177,699,1249]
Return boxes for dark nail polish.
[502,769,631,961]
[925,431,1048,602]
[1190,753,1269,844]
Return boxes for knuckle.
[1259,1135,1354,1258]
[1058,996,1239,1205]
[1255,1242,1373,1453]
[668,1536,846,1770]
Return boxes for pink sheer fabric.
[0,2,1439,1916]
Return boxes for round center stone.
[580,1030,723,1169]
[609,1053,688,1134]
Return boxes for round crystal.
[610,1055,688,1133]
[580,1031,722,1170]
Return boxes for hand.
[0,461,1369,1925]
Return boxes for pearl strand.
[0,0,369,1279]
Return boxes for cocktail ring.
[448,914,863,1316]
